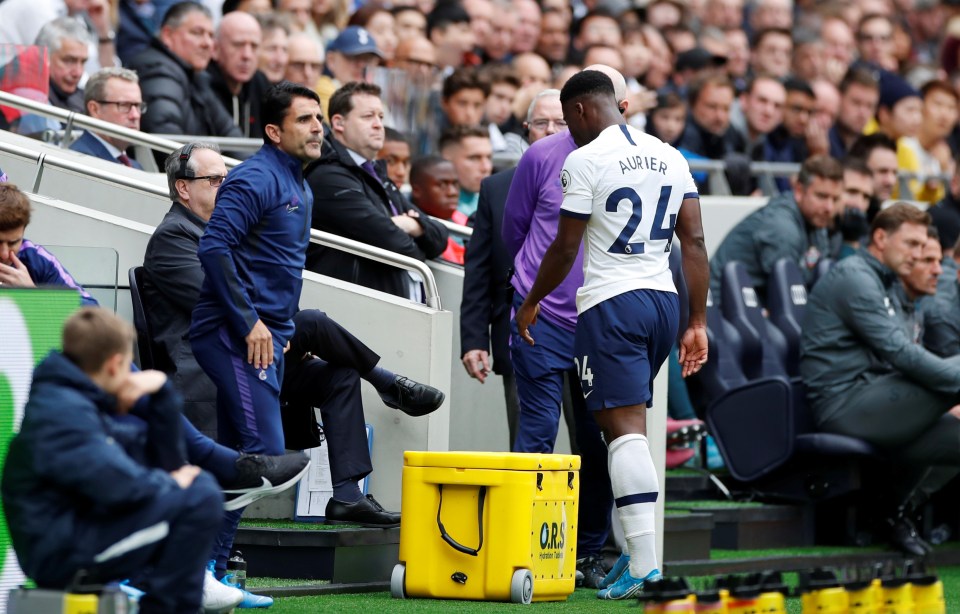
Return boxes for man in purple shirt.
[501,64,629,589]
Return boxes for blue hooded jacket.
[1,351,180,585]
[191,144,312,345]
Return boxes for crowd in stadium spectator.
[7,0,960,607]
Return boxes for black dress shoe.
[888,516,932,557]
[379,376,445,417]
[325,494,401,528]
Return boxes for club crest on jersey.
[287,195,300,213]
[560,169,571,194]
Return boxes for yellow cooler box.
[391,451,580,604]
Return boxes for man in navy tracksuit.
[190,82,325,587]
[3,308,222,614]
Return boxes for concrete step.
[667,501,814,550]
[234,525,400,583]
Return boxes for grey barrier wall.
[24,194,453,511]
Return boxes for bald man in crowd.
[208,11,272,137]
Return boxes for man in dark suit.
[306,81,448,300]
[69,67,145,169]
[459,88,565,448]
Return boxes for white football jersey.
[560,123,698,314]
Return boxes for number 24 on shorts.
[575,355,595,391]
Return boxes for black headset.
[175,143,196,179]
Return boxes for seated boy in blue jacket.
[2,307,223,614]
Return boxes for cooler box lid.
[404,451,580,471]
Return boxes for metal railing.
[309,229,442,309]
[436,217,472,240]
[0,127,445,308]
[153,134,263,153]
[5,90,950,201]
[0,90,243,170]
[34,148,168,197]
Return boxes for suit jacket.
[305,135,448,299]
[142,201,216,437]
[69,130,144,169]
[460,168,515,373]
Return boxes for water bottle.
[226,551,248,591]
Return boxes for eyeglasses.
[287,61,323,72]
[181,175,226,187]
[96,100,148,114]
[530,118,568,130]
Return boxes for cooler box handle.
[436,484,487,556]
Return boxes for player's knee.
[182,471,226,526]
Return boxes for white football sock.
[608,433,659,579]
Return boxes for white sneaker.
[203,563,244,613]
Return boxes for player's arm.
[515,213,587,345]
[674,195,709,376]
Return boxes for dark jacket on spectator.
[754,125,809,193]
[1,351,181,586]
[143,201,217,437]
[828,125,848,160]
[460,168,515,374]
[207,63,270,138]
[305,135,448,299]
[928,191,960,251]
[676,117,747,161]
[48,80,84,114]
[128,39,242,139]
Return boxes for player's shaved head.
[583,63,626,103]
[560,70,620,147]
[560,69,616,104]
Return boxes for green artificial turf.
[665,500,766,510]
[246,577,330,589]
[256,567,960,613]
[710,545,887,560]
[240,518,364,530]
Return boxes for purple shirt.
[502,131,583,332]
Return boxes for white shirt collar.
[89,130,123,159]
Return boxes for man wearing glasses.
[503,87,567,157]
[70,67,147,169]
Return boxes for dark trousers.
[192,325,286,572]
[192,326,286,456]
[291,309,381,374]
[815,359,960,506]
[282,356,372,484]
[192,313,380,572]
[502,370,520,450]
[509,294,612,557]
[48,472,223,614]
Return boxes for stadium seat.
[720,261,789,379]
[128,266,164,371]
[686,289,748,413]
[814,257,835,286]
[767,258,807,376]
[705,374,795,482]
[679,263,879,501]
